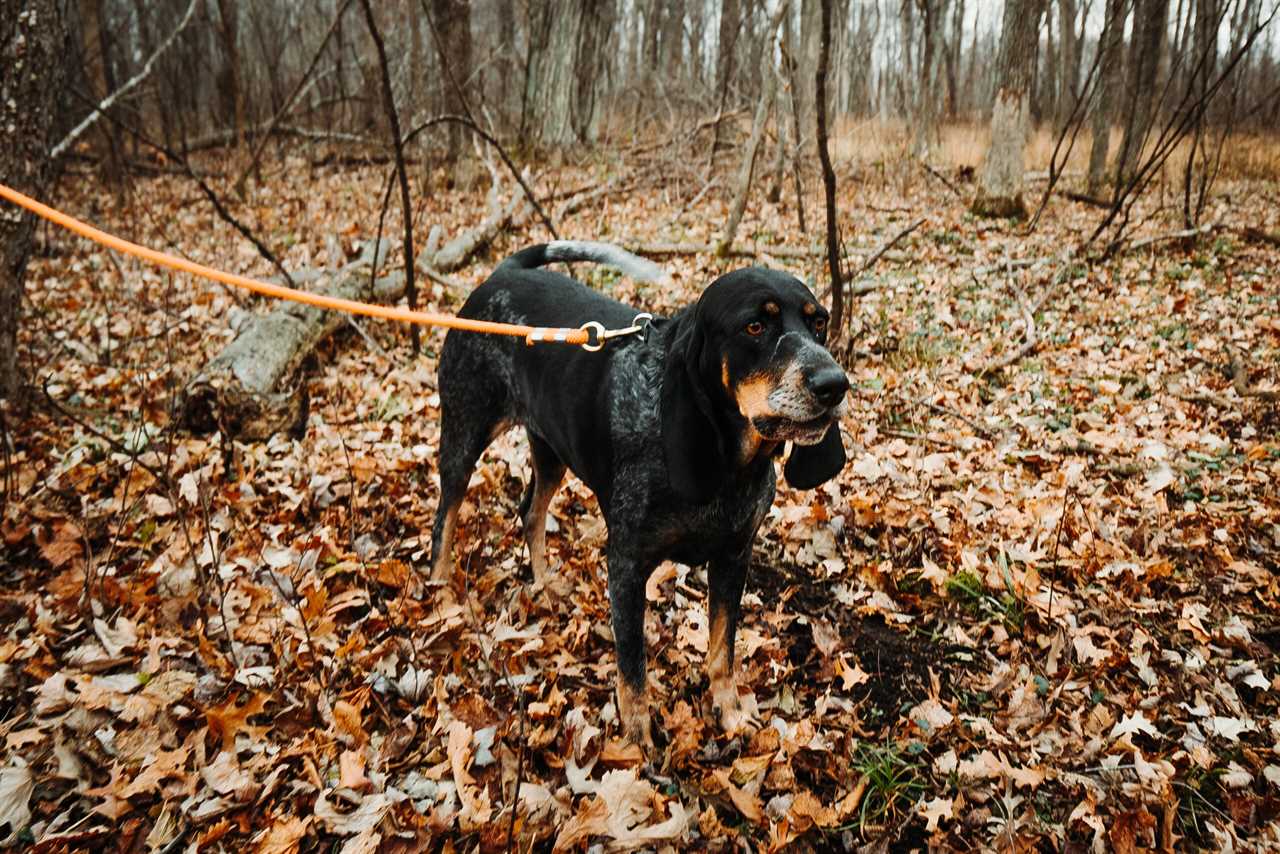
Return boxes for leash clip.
[578,313,654,352]
[579,321,606,352]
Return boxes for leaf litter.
[2,150,1279,850]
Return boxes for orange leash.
[0,181,593,347]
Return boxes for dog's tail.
[499,241,667,283]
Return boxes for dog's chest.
[606,342,663,443]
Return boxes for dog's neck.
[736,422,779,467]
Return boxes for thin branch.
[816,0,843,339]
[83,102,297,287]
[421,3,558,240]
[842,217,926,297]
[1125,221,1219,252]
[360,0,419,353]
[402,113,556,240]
[234,0,358,194]
[918,159,964,199]
[50,0,200,161]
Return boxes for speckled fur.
[428,244,849,745]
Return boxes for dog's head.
[661,268,848,501]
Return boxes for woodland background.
[1,0,1280,850]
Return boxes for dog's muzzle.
[752,359,849,443]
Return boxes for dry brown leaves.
[1,144,1278,851]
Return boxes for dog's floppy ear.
[661,311,727,503]
[784,424,846,490]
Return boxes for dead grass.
[828,119,1280,182]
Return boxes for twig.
[417,263,467,293]
[840,217,926,301]
[978,268,1038,377]
[1046,486,1071,622]
[506,685,528,853]
[1126,221,1220,252]
[880,428,960,449]
[918,160,963,199]
[39,379,168,482]
[1057,189,1112,208]
[90,106,297,288]
[234,0,357,194]
[923,400,997,439]
[1234,226,1280,248]
[361,0,419,353]
[50,0,200,161]
[973,257,1044,276]
[815,0,842,338]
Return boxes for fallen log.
[181,244,404,440]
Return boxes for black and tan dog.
[429,241,848,749]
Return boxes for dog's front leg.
[607,546,654,753]
[707,547,759,735]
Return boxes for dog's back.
[428,242,667,580]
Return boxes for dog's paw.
[619,704,655,757]
[713,682,761,737]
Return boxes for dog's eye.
[813,317,828,334]
[746,320,765,336]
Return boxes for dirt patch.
[750,557,961,724]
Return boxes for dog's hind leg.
[521,431,567,593]
[428,350,509,583]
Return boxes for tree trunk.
[971,0,1044,218]
[1057,0,1081,120]
[661,0,685,79]
[495,0,516,123]
[1040,2,1058,120]
[710,0,742,156]
[408,0,424,115]
[1087,0,1127,194]
[943,0,963,118]
[83,0,124,182]
[525,1,590,146]
[214,0,243,146]
[1,0,66,405]
[572,0,614,142]
[913,0,943,158]
[716,0,742,96]
[181,252,404,440]
[1114,0,1170,185]
[796,0,822,142]
[431,0,472,161]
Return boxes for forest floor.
[3,133,1280,852]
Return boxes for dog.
[429,241,849,750]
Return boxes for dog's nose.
[806,365,849,407]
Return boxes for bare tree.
[213,0,245,146]
[971,0,1045,218]
[1113,0,1172,185]
[1,0,67,404]
[1087,0,1129,194]
[430,0,472,162]
[913,0,945,157]
[1056,0,1083,121]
